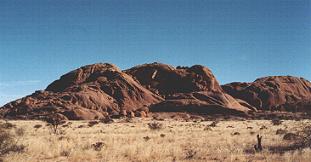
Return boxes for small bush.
[143,136,151,141]
[209,121,219,127]
[34,124,42,129]
[184,149,197,160]
[269,124,311,153]
[283,133,301,141]
[260,125,268,130]
[88,121,99,127]
[203,121,219,131]
[77,125,85,128]
[60,150,71,157]
[62,124,70,128]
[15,128,25,137]
[124,117,134,123]
[100,116,114,124]
[271,119,283,125]
[148,122,163,130]
[44,116,66,135]
[276,129,287,135]
[232,132,240,136]
[92,142,105,151]
[0,128,25,157]
[0,121,15,129]
[204,126,212,131]
[0,131,13,155]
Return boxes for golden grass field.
[1,118,311,162]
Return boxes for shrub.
[283,133,301,141]
[44,116,66,135]
[15,128,25,137]
[232,132,240,136]
[0,121,15,129]
[203,121,219,131]
[148,122,163,130]
[88,121,99,127]
[100,116,114,124]
[276,129,287,135]
[260,125,268,130]
[249,131,255,135]
[301,125,311,147]
[124,117,134,123]
[143,136,151,141]
[204,126,212,131]
[269,124,311,153]
[271,119,283,125]
[60,150,71,157]
[33,124,42,129]
[0,128,25,157]
[184,148,197,159]
[209,121,219,127]
[92,142,105,151]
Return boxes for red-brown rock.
[124,62,222,97]
[0,63,162,120]
[125,63,256,115]
[0,62,262,120]
[222,76,311,111]
[149,91,255,115]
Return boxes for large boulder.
[0,63,163,119]
[222,76,311,111]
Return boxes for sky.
[0,0,310,106]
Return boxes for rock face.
[6,62,301,120]
[222,76,311,112]
[0,62,257,120]
[149,91,255,115]
[0,63,162,120]
[124,63,222,97]
[46,63,162,110]
[125,63,255,115]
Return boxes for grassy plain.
[1,118,311,162]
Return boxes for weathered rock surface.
[222,76,311,112]
[0,63,162,119]
[150,91,255,115]
[124,63,222,97]
[126,63,256,115]
[5,63,310,120]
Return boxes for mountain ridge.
[1,62,310,120]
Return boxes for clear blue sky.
[0,0,310,106]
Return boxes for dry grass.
[1,119,311,162]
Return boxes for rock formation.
[0,63,162,119]
[149,91,255,115]
[124,63,222,97]
[222,76,311,112]
[125,63,255,115]
[2,63,309,120]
